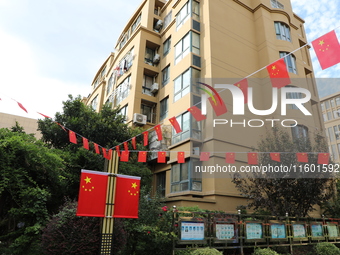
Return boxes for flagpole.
[100,150,119,255]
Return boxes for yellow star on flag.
[319,40,325,46]
[84,176,91,184]
[131,182,138,189]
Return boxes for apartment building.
[320,92,340,163]
[84,0,323,212]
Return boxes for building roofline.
[320,91,340,101]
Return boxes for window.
[334,110,340,119]
[115,76,130,106]
[131,14,141,33]
[156,172,166,197]
[175,33,190,64]
[173,112,190,144]
[171,159,202,193]
[119,33,129,49]
[192,0,200,20]
[172,111,201,144]
[323,113,327,122]
[118,104,128,122]
[192,32,200,55]
[280,52,297,74]
[142,75,153,96]
[164,11,172,29]
[325,100,330,109]
[271,0,284,9]
[174,68,200,102]
[174,69,191,101]
[328,127,335,142]
[274,22,291,42]
[117,48,134,77]
[331,99,336,108]
[162,65,170,86]
[176,1,190,29]
[331,144,338,160]
[141,101,156,123]
[321,103,325,111]
[107,73,114,95]
[160,97,168,121]
[145,47,155,66]
[327,111,332,121]
[163,37,171,56]
[91,95,98,110]
[334,126,340,140]
[285,86,304,110]
[336,97,340,106]
[175,32,200,65]
[291,125,308,140]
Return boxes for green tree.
[0,127,68,254]
[232,127,334,217]
[38,95,152,197]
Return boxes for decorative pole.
[100,151,119,254]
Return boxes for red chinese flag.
[154,124,163,141]
[120,151,130,162]
[143,131,149,146]
[234,79,248,104]
[82,137,89,150]
[138,151,147,162]
[102,148,112,160]
[208,96,227,116]
[124,141,129,151]
[94,143,100,154]
[158,151,166,163]
[37,112,51,118]
[248,153,258,165]
[312,30,340,70]
[226,153,235,164]
[266,58,291,88]
[177,152,185,163]
[115,145,121,157]
[200,152,210,161]
[187,106,207,122]
[76,169,109,217]
[270,153,281,162]
[132,137,137,150]
[113,174,141,218]
[69,130,77,144]
[318,153,329,164]
[16,101,28,113]
[169,117,182,133]
[57,123,67,132]
[297,153,308,163]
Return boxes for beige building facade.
[84,0,323,213]
[320,92,340,164]
[0,112,41,139]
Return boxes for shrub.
[191,247,223,255]
[315,242,340,255]
[252,248,280,255]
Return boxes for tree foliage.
[0,128,67,254]
[41,200,101,255]
[232,127,335,217]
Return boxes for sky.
[0,0,339,119]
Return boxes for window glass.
[163,37,171,56]
[280,52,297,74]
[160,97,168,121]
[274,22,291,42]
[162,66,170,86]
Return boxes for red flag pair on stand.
[76,170,141,218]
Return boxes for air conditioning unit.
[151,83,159,93]
[133,113,147,125]
[153,54,160,64]
[154,19,163,30]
